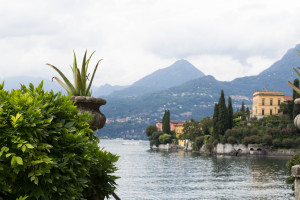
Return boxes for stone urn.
[294,98,300,130]
[70,96,106,130]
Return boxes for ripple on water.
[99,140,294,200]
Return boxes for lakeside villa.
[251,89,292,119]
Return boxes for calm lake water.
[100,139,294,200]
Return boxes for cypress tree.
[227,97,233,129]
[213,103,219,135]
[165,110,171,134]
[217,90,227,135]
[162,110,171,134]
[162,110,166,132]
[241,101,245,112]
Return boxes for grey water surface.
[100,139,293,200]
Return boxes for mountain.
[100,44,300,139]
[132,59,205,89]
[93,84,128,97]
[106,59,205,98]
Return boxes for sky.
[1,0,300,87]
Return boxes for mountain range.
[2,44,300,139]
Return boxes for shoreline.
[150,142,300,158]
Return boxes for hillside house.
[251,90,284,119]
[156,121,185,138]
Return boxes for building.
[155,121,185,138]
[252,90,284,119]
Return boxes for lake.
[100,139,294,200]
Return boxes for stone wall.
[216,143,248,156]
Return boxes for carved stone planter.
[294,98,300,130]
[70,96,106,130]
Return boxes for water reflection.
[100,140,293,200]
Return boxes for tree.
[183,119,202,141]
[241,101,245,112]
[146,125,157,138]
[200,116,213,135]
[227,97,233,129]
[162,110,170,134]
[217,90,227,135]
[213,103,219,135]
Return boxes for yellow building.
[174,122,184,138]
[252,90,284,119]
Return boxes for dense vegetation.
[0,82,118,200]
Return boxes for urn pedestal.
[71,96,106,131]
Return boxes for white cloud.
[0,0,300,86]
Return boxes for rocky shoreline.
[151,142,300,157]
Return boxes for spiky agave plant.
[287,66,300,94]
[47,50,102,96]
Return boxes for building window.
[157,124,160,127]
[278,99,280,105]
[270,99,273,106]
[262,109,264,115]
[262,98,265,105]
[255,106,257,114]
[270,109,272,115]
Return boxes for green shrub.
[296,138,300,148]
[158,134,172,144]
[282,138,295,149]
[0,82,118,200]
[151,131,163,146]
[272,138,282,148]
[262,135,273,146]
[242,136,251,145]
[249,135,261,144]
[195,136,205,149]
[227,136,236,144]
[286,154,300,189]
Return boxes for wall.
[216,143,248,155]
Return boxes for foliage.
[286,154,300,189]
[150,131,163,146]
[0,82,118,200]
[262,135,272,146]
[158,134,172,144]
[200,116,213,135]
[272,138,282,148]
[194,136,205,150]
[162,110,171,134]
[227,136,236,144]
[217,90,227,135]
[183,119,202,141]
[146,125,157,138]
[227,97,233,129]
[47,50,102,96]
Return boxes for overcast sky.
[1,0,300,86]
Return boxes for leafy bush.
[158,134,172,144]
[0,82,118,200]
[195,136,205,150]
[286,154,300,189]
[227,136,236,144]
[242,136,251,145]
[146,125,157,138]
[282,138,295,149]
[249,135,261,144]
[262,135,273,146]
[151,131,163,146]
[272,138,282,148]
